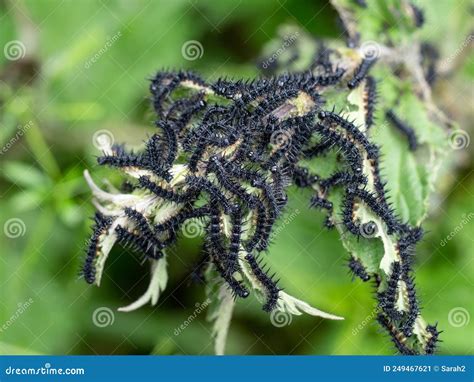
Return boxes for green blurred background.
[0,0,472,355]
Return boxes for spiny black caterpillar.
[348,256,370,282]
[82,212,113,284]
[363,76,377,130]
[84,20,440,355]
[386,110,419,151]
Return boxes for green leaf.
[119,258,168,312]
[9,190,45,212]
[206,273,235,356]
[2,161,49,189]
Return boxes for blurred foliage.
[0,0,472,355]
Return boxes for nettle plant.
[83,1,456,355]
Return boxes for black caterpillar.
[348,58,376,89]
[386,110,419,151]
[348,256,370,282]
[363,76,377,130]
[377,313,417,355]
[82,212,113,284]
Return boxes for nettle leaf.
[239,251,343,320]
[2,161,50,189]
[372,69,448,225]
[333,0,419,43]
[304,150,340,179]
[374,122,427,225]
[9,190,45,212]
[205,269,235,356]
[118,257,168,312]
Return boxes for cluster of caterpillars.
[84,67,346,312]
[253,28,437,354]
[83,12,439,354]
